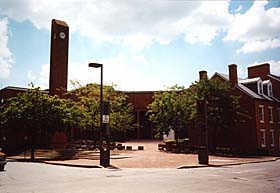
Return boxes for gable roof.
[212,72,245,82]
[212,73,276,101]
[236,83,263,99]
[268,74,280,82]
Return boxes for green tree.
[187,78,240,151]
[66,83,136,140]
[147,85,191,139]
[0,84,85,159]
[147,79,240,146]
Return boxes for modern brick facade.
[125,91,154,139]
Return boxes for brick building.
[125,91,154,139]
[211,64,280,155]
[1,19,279,155]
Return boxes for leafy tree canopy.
[147,79,240,139]
[66,82,136,136]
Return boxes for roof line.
[268,74,280,82]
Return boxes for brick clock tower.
[49,19,69,96]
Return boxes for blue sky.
[0,0,279,91]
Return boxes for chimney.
[199,70,208,80]
[248,63,270,80]
[228,64,238,87]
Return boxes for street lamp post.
[89,62,110,167]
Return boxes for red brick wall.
[269,78,280,100]
[126,91,154,111]
[248,63,270,80]
[230,88,258,153]
[0,88,25,100]
[49,19,69,96]
[255,100,279,155]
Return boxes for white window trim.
[259,105,265,123]
[258,80,263,95]
[268,106,274,123]
[270,129,275,147]
[277,108,280,124]
[278,127,280,149]
[261,129,266,147]
[268,83,273,97]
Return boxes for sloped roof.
[261,93,274,101]
[268,74,280,82]
[239,77,261,84]
[236,83,263,99]
[212,73,274,100]
[212,72,245,82]
[0,86,49,94]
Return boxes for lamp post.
[89,62,110,167]
[197,99,208,165]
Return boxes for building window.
[268,83,273,97]
[268,107,273,123]
[261,129,266,147]
[258,81,263,95]
[278,128,280,148]
[259,105,265,123]
[277,108,280,124]
[270,130,275,147]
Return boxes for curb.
[44,161,102,168]
[178,157,280,169]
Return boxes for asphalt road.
[1,160,280,193]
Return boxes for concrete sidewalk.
[8,141,279,169]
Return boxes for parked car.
[0,148,7,171]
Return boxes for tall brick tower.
[49,19,69,96]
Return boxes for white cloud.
[237,66,246,78]
[270,60,280,75]
[68,53,165,91]
[0,0,235,48]
[39,63,49,89]
[182,1,233,45]
[0,17,13,79]
[27,69,36,82]
[235,5,242,13]
[237,39,280,54]
[225,0,280,54]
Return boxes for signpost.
[88,62,111,167]
[100,101,110,167]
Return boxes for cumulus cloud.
[237,39,280,54]
[68,53,165,91]
[181,1,233,45]
[225,0,280,54]
[0,0,235,49]
[0,17,13,79]
[234,5,242,13]
[39,63,49,89]
[27,69,36,82]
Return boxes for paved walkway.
[8,140,279,169]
